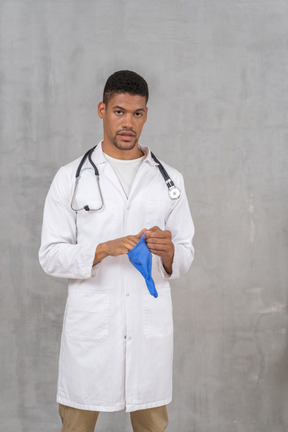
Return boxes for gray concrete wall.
[0,1,287,431]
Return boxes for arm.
[144,227,174,275]
[93,229,146,265]
[146,173,195,279]
[39,168,98,279]
[39,167,145,278]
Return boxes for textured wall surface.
[0,1,288,431]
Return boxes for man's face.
[98,92,148,158]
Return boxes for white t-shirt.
[105,153,145,198]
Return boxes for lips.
[117,130,136,137]
[119,134,135,138]
[117,133,136,142]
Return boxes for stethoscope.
[71,145,181,212]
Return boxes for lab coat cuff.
[77,244,99,279]
[90,264,98,278]
[158,247,179,280]
[89,245,99,278]
[159,261,171,279]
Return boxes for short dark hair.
[103,70,149,105]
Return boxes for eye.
[114,110,123,115]
[134,112,143,117]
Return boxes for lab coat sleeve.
[159,173,195,280]
[39,167,98,279]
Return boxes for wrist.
[162,256,173,275]
[93,242,109,266]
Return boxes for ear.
[143,107,148,124]
[98,102,106,119]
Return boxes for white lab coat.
[39,142,194,412]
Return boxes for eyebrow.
[112,105,146,112]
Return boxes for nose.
[122,113,133,129]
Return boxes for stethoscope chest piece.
[151,152,181,201]
[168,186,181,200]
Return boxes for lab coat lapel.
[91,142,128,200]
[127,146,158,204]
[90,142,160,203]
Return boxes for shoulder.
[158,158,183,178]
[59,154,84,176]
[149,152,185,186]
[55,143,101,181]
[143,145,183,180]
[53,153,85,183]
[48,154,86,199]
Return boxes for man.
[39,70,195,432]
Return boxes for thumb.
[136,228,148,238]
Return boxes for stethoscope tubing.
[71,146,181,212]
[150,152,181,199]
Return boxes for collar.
[91,141,159,167]
[138,144,158,167]
[90,141,108,165]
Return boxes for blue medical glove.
[127,234,158,298]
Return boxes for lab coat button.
[126,292,130,297]
[128,336,132,340]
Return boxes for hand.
[93,229,146,265]
[144,226,174,275]
[104,234,141,257]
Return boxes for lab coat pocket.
[146,200,172,230]
[76,200,119,243]
[65,290,109,341]
[143,286,173,338]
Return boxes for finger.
[148,250,161,256]
[146,237,171,244]
[146,234,172,244]
[145,229,171,239]
[127,235,140,242]
[147,226,160,233]
[146,242,171,252]
[147,245,173,254]
[126,237,139,248]
[145,232,163,240]
[146,238,172,249]
[120,237,137,252]
[146,233,170,241]
[146,238,174,251]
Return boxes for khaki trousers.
[59,404,168,432]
